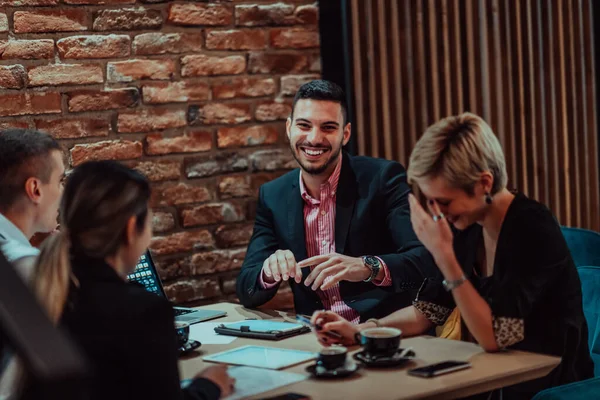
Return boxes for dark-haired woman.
[29,160,233,400]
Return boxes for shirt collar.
[299,155,343,204]
[0,213,32,247]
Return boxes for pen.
[295,315,343,339]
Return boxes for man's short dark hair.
[0,129,61,212]
[291,80,348,124]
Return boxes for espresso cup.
[317,346,347,370]
[175,321,190,347]
[359,327,402,357]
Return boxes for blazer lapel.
[288,172,308,261]
[335,153,357,254]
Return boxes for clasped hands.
[261,250,370,291]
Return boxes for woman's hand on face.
[311,310,358,347]
[408,193,455,264]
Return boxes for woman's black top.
[414,193,594,399]
[60,257,220,400]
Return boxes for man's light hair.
[408,112,507,195]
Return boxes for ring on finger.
[433,213,445,222]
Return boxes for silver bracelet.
[442,275,468,291]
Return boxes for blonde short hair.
[407,112,507,195]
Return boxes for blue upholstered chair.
[531,227,600,399]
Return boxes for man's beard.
[290,141,342,176]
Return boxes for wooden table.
[179,303,560,400]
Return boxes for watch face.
[364,256,379,267]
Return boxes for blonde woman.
[25,161,233,400]
[311,113,593,399]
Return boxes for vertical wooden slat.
[566,0,581,227]
[441,0,452,118]
[347,0,599,231]
[415,0,429,132]
[390,0,406,164]
[376,0,393,160]
[582,0,600,227]
[428,0,440,122]
[365,0,380,158]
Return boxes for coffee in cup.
[359,327,402,357]
[175,321,190,347]
[317,346,347,370]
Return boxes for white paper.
[224,366,307,400]
[189,322,237,344]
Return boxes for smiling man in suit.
[236,80,438,322]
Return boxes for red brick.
[130,160,181,182]
[133,33,202,55]
[163,277,221,304]
[248,52,308,74]
[185,153,248,179]
[65,0,134,4]
[218,176,252,199]
[0,92,61,117]
[249,149,296,171]
[167,3,232,26]
[150,182,212,207]
[70,140,143,166]
[182,202,244,227]
[2,0,58,6]
[213,78,275,99]
[117,108,186,133]
[235,3,295,26]
[218,124,279,148]
[188,103,251,126]
[67,88,139,112]
[0,65,26,89]
[93,8,162,31]
[295,3,318,24]
[255,102,292,121]
[0,40,54,60]
[206,29,267,50]
[107,59,174,82]
[0,14,7,33]
[189,249,246,275]
[28,64,103,87]
[57,35,130,59]
[181,55,246,77]
[142,81,210,104]
[271,27,319,49]
[251,172,286,194]
[215,223,253,247]
[35,117,110,139]
[280,74,320,96]
[14,11,87,34]
[146,131,212,155]
[152,211,175,233]
[0,120,30,130]
[150,230,214,256]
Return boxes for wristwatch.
[362,256,381,283]
[442,275,468,291]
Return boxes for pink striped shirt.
[260,157,391,324]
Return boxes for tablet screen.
[223,320,304,333]
[203,345,317,369]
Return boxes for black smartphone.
[295,315,342,339]
[407,360,472,378]
[261,393,310,400]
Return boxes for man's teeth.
[304,149,325,156]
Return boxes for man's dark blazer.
[60,257,220,400]
[236,152,438,321]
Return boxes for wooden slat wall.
[349,0,599,231]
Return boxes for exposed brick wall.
[0,0,320,307]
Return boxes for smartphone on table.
[295,315,342,339]
[408,360,472,378]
